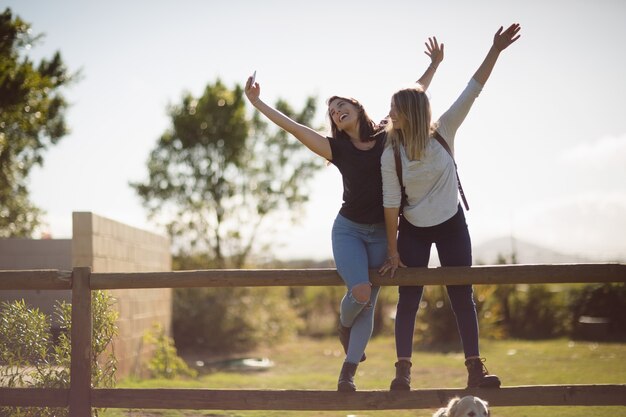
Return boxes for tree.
[0,8,76,237]
[132,79,323,267]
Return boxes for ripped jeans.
[332,213,387,364]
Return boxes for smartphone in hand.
[250,70,256,86]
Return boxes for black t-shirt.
[328,131,386,224]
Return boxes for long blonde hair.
[386,87,435,161]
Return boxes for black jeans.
[395,205,479,359]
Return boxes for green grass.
[101,336,626,417]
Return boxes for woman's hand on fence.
[378,253,406,278]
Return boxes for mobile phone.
[250,70,256,85]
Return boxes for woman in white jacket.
[379,23,521,390]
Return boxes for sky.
[5,0,626,262]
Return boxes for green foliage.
[131,80,323,268]
[0,292,117,416]
[289,285,344,337]
[0,8,76,237]
[506,284,571,339]
[173,286,302,352]
[143,323,196,379]
[406,283,573,350]
[0,300,52,384]
[570,283,626,340]
[412,286,462,350]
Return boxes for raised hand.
[472,23,521,85]
[244,73,260,105]
[425,36,444,67]
[493,23,521,52]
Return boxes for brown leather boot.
[338,324,366,362]
[390,360,412,391]
[337,361,358,392]
[465,357,501,388]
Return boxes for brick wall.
[0,213,172,378]
[72,212,172,377]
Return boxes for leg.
[331,214,374,387]
[332,215,371,329]
[390,218,432,391]
[395,218,432,359]
[345,226,387,364]
[436,207,500,388]
[435,224,479,358]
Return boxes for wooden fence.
[1,264,625,415]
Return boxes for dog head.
[433,395,489,417]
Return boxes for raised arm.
[473,24,521,86]
[245,76,332,160]
[416,37,444,91]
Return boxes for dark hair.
[327,96,380,142]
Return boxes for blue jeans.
[395,205,480,359]
[332,213,387,364]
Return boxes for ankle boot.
[338,324,366,362]
[337,361,358,392]
[465,357,501,388]
[390,360,412,391]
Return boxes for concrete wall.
[0,239,72,326]
[72,212,172,377]
[0,212,172,378]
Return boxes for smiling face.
[328,98,359,131]
[388,99,405,130]
[327,95,377,142]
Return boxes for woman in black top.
[244,37,443,392]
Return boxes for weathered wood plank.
[2,385,623,410]
[90,264,626,289]
[0,269,71,290]
[0,388,69,407]
[69,267,92,417]
[91,385,626,410]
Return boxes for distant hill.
[472,237,593,265]
[270,237,596,267]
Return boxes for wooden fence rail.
[1,263,625,415]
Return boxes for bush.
[412,286,462,351]
[507,284,570,339]
[404,283,573,350]
[143,323,196,379]
[0,292,118,417]
[570,283,626,340]
[173,286,302,352]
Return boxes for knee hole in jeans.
[351,283,371,304]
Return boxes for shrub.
[173,286,302,352]
[412,286,462,351]
[570,283,626,340]
[143,323,196,379]
[0,291,118,416]
[507,284,570,339]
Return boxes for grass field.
[101,336,626,417]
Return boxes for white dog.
[433,395,490,417]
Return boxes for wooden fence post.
[69,267,92,416]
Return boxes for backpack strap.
[392,143,408,215]
[432,131,470,211]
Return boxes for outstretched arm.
[473,23,521,86]
[416,37,444,90]
[245,76,332,160]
